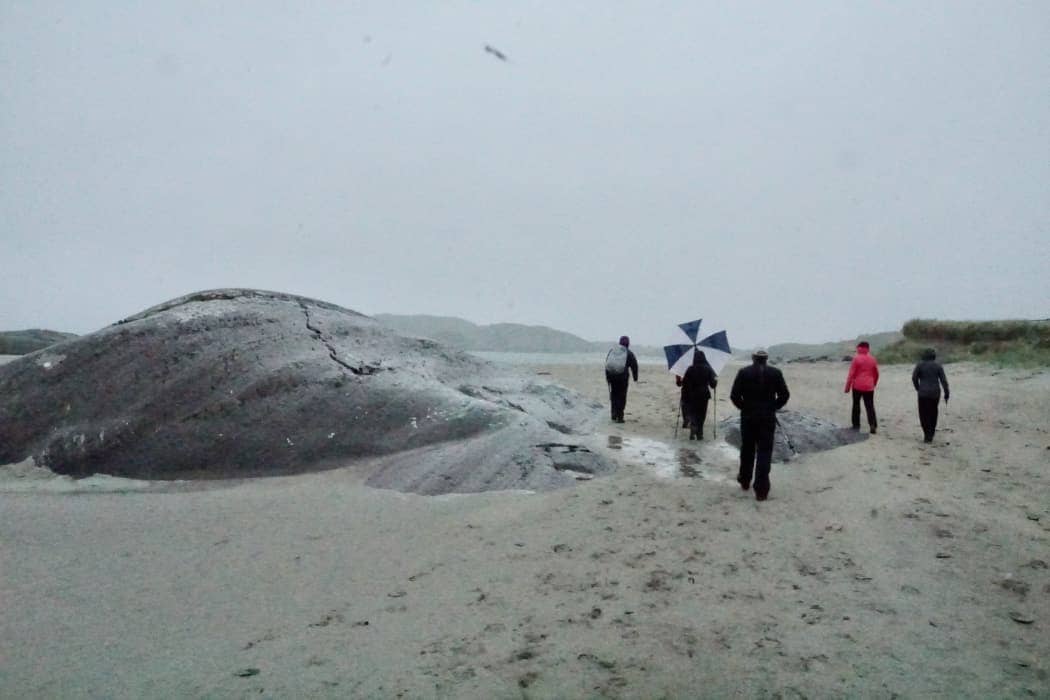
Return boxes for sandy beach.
[2,357,1048,698]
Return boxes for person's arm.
[912,364,921,391]
[709,369,718,390]
[628,351,639,381]
[774,372,790,410]
[939,366,949,402]
[844,358,857,393]
[873,360,880,388]
[730,371,744,409]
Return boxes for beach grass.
[879,318,1050,366]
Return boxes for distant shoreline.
[470,351,668,366]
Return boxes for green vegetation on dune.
[902,318,1050,343]
[879,318,1050,366]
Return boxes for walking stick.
[713,386,717,439]
[774,414,798,456]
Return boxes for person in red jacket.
[844,341,879,433]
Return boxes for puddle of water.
[603,435,733,483]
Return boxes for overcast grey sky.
[2,2,1047,348]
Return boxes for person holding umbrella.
[679,351,717,440]
[730,349,790,501]
[663,317,733,437]
[912,348,950,443]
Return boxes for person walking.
[912,348,950,443]
[680,351,718,440]
[604,335,639,423]
[730,349,790,501]
[844,341,879,434]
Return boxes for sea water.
[471,351,666,366]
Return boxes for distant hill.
[768,331,903,363]
[374,314,601,353]
[0,329,78,355]
[374,314,664,356]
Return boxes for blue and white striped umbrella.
[663,318,732,377]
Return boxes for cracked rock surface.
[0,289,613,492]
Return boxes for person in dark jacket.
[605,335,639,423]
[912,348,950,443]
[679,351,718,440]
[730,349,790,501]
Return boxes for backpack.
[605,345,628,374]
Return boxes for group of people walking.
[604,338,952,501]
[840,340,951,442]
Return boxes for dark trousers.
[851,390,877,430]
[918,396,939,440]
[608,374,629,420]
[739,414,776,496]
[686,397,709,437]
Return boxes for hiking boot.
[755,491,768,502]
[738,478,750,491]
[870,427,877,434]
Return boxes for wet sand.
[1,359,1048,697]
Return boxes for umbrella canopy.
[663,318,732,377]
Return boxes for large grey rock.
[719,410,868,463]
[0,289,612,493]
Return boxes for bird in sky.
[484,44,508,62]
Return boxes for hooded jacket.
[912,351,950,400]
[681,354,717,404]
[845,346,879,392]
